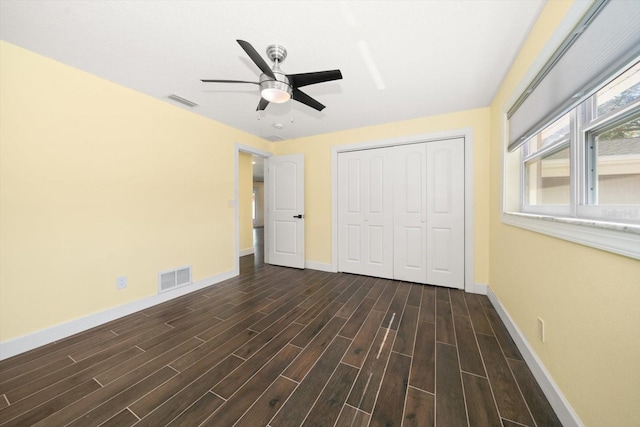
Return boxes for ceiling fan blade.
[257,98,269,111]
[287,70,343,89]
[237,39,276,80]
[292,89,326,111]
[201,79,259,84]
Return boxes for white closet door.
[337,139,465,289]
[426,138,465,288]
[393,143,428,283]
[338,148,393,279]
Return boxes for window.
[587,62,640,211]
[503,0,640,259]
[588,116,640,206]
[522,113,572,209]
[519,61,640,224]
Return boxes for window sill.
[501,212,640,260]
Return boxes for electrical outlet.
[116,276,127,290]
[537,317,545,343]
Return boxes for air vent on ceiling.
[158,265,192,294]
[167,94,198,108]
[263,135,285,142]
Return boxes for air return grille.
[158,265,192,294]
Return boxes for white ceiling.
[0,0,544,141]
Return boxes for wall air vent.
[167,94,198,108]
[263,135,285,142]
[158,265,192,294]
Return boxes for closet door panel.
[393,143,428,284]
[346,157,361,213]
[338,149,393,279]
[346,224,361,262]
[404,226,423,268]
[339,154,363,273]
[368,225,385,265]
[364,149,393,277]
[432,228,452,271]
[368,156,384,213]
[426,138,464,289]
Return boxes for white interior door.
[426,138,464,288]
[393,143,428,283]
[266,154,305,269]
[337,148,393,279]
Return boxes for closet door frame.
[330,128,480,294]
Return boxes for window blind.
[507,0,640,152]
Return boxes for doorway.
[235,144,271,275]
[251,156,265,265]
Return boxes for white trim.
[486,286,584,427]
[239,248,255,257]
[463,130,475,294]
[331,128,475,292]
[502,212,640,260]
[467,282,488,295]
[0,270,236,360]
[304,261,335,273]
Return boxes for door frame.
[234,143,273,275]
[331,128,479,293]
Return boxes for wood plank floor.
[0,230,562,426]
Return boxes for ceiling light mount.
[266,44,287,64]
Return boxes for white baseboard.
[0,270,237,361]
[486,287,583,427]
[239,247,255,256]
[467,282,488,295]
[304,261,335,272]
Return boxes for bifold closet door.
[337,144,427,282]
[393,143,428,283]
[425,138,464,288]
[337,139,464,289]
[337,147,394,279]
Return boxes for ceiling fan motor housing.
[259,51,292,103]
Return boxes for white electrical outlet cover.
[117,276,127,289]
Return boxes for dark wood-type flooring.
[0,228,561,426]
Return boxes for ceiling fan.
[202,40,343,112]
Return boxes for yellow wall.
[238,152,254,252]
[274,108,491,285]
[0,41,271,341]
[488,2,640,426]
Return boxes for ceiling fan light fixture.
[202,40,342,112]
[260,79,292,103]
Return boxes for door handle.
[293,214,304,219]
